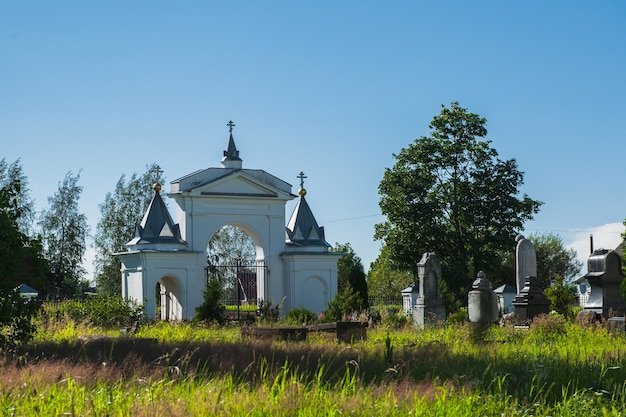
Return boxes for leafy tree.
[38,171,90,296]
[322,282,361,321]
[490,232,582,291]
[367,244,414,302]
[94,163,162,296]
[0,167,48,345]
[546,275,576,318]
[206,225,256,303]
[375,102,542,304]
[194,277,225,324]
[332,242,368,311]
[207,225,256,266]
[0,158,35,236]
[531,232,582,290]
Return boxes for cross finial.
[152,165,164,192]
[297,171,307,189]
[154,165,163,183]
[227,120,235,133]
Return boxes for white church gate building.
[118,123,341,320]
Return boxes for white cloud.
[566,223,624,274]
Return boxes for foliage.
[323,282,362,321]
[546,275,577,318]
[0,160,48,346]
[257,298,282,324]
[529,312,568,338]
[207,225,256,266]
[94,163,162,296]
[7,322,626,415]
[285,307,317,326]
[0,160,47,292]
[207,225,256,303]
[376,102,542,302]
[532,233,582,287]
[194,278,225,325]
[0,291,41,347]
[46,296,145,329]
[366,244,413,300]
[38,171,90,297]
[447,307,469,324]
[376,305,408,329]
[0,158,35,236]
[490,232,582,290]
[332,242,368,311]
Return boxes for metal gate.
[206,260,267,315]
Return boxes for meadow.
[2,311,626,416]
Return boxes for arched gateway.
[118,123,341,320]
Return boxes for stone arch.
[157,275,183,321]
[204,221,267,263]
[204,222,269,306]
[300,276,329,313]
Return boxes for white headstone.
[515,234,537,294]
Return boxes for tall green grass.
[5,313,626,416]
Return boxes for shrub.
[47,296,145,329]
[195,278,225,325]
[285,308,317,326]
[381,308,408,329]
[0,291,41,347]
[447,307,469,324]
[546,275,576,318]
[323,282,362,321]
[529,312,567,338]
[256,298,283,324]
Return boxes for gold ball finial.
[153,183,162,192]
[298,187,307,197]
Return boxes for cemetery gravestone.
[515,234,537,295]
[468,271,498,325]
[579,249,626,318]
[413,252,446,329]
[512,275,550,322]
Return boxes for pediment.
[193,171,287,198]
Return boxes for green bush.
[49,296,145,329]
[195,278,225,325]
[0,291,41,347]
[323,282,362,321]
[285,308,316,326]
[379,306,409,329]
[529,312,567,338]
[546,275,576,318]
[447,307,469,324]
[256,298,283,324]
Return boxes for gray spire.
[127,182,186,247]
[221,120,243,169]
[285,173,330,248]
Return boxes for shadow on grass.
[6,329,626,408]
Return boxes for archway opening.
[206,225,266,317]
[156,276,182,321]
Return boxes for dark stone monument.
[578,249,626,318]
[512,275,550,322]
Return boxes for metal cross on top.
[297,171,307,189]
[154,165,163,184]
[227,120,236,133]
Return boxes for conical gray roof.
[127,185,186,247]
[221,121,243,169]
[285,192,330,248]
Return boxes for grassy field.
[2,314,626,416]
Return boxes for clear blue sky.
[2,1,625,280]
